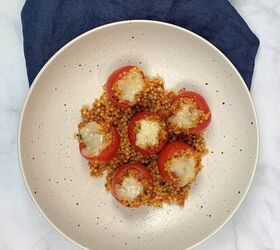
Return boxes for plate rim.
[18,19,260,250]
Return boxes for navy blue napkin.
[21,0,259,88]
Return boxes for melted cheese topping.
[117,176,144,200]
[169,103,200,128]
[116,69,144,103]
[170,156,196,187]
[135,119,161,149]
[79,121,107,156]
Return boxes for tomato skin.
[79,143,93,161]
[157,141,193,184]
[128,112,168,155]
[111,163,153,204]
[79,127,120,162]
[171,91,211,134]
[105,65,143,109]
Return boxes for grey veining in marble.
[0,0,280,249]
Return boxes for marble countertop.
[1,0,279,249]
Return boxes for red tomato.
[79,127,120,162]
[105,65,143,109]
[128,112,168,155]
[171,91,211,134]
[157,141,193,184]
[111,163,153,206]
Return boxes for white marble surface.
[0,0,279,249]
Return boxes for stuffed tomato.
[111,163,153,207]
[128,112,168,155]
[168,91,211,134]
[79,121,120,162]
[106,65,145,108]
[158,141,201,187]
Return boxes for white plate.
[18,20,259,250]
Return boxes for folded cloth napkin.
[21,0,259,88]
